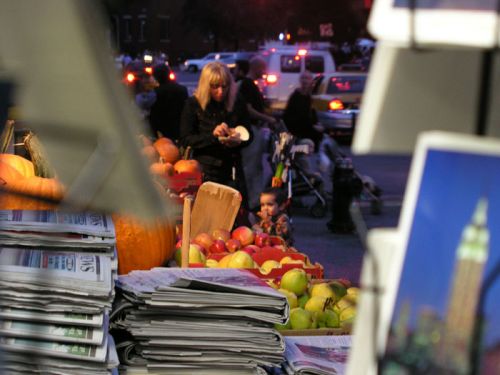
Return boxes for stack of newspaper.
[282,335,352,375]
[0,209,119,374]
[111,267,289,375]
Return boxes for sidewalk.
[292,196,403,285]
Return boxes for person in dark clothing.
[238,56,277,211]
[179,61,251,187]
[283,70,323,150]
[148,64,188,141]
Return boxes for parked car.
[181,52,236,72]
[223,51,258,70]
[311,72,367,138]
[258,45,336,114]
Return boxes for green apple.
[174,244,206,266]
[304,295,328,314]
[280,269,309,296]
[324,309,340,328]
[340,305,356,324]
[297,293,310,309]
[261,260,281,274]
[289,307,313,330]
[227,250,254,268]
[278,288,298,309]
[310,282,336,300]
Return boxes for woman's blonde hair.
[195,61,236,111]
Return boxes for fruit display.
[273,270,358,335]
[172,225,324,279]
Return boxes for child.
[253,187,294,246]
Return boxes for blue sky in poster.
[393,0,496,11]
[391,149,500,347]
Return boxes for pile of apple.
[174,225,299,271]
[273,268,358,332]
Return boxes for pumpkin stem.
[183,146,192,160]
[0,120,15,154]
[23,132,56,178]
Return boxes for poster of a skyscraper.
[380,132,500,374]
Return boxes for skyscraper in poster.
[436,197,489,373]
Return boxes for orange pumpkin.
[0,154,35,178]
[153,138,180,164]
[0,161,24,185]
[173,159,201,174]
[141,145,159,164]
[0,175,65,210]
[112,214,176,275]
[150,162,174,177]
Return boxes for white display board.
[369,0,500,48]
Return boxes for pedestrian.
[233,59,249,82]
[252,187,293,246]
[179,61,251,190]
[283,70,324,179]
[238,56,277,211]
[148,64,188,142]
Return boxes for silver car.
[311,72,367,138]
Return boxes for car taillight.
[126,73,136,83]
[328,99,344,110]
[144,66,153,75]
[169,72,176,81]
[265,74,278,85]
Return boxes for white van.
[258,45,336,113]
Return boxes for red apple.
[212,228,231,242]
[193,232,214,251]
[254,232,271,247]
[241,245,260,256]
[176,239,205,254]
[231,226,255,247]
[225,238,241,253]
[208,239,227,254]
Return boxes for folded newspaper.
[112,268,288,372]
[283,335,352,375]
[0,210,116,250]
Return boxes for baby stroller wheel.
[310,200,327,218]
[370,198,383,215]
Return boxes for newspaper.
[117,267,288,324]
[0,318,106,345]
[0,307,104,327]
[0,246,112,292]
[0,334,109,363]
[0,210,115,237]
[283,335,352,375]
[1,334,119,374]
[112,268,288,372]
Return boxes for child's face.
[260,193,280,217]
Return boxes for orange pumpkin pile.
[139,135,201,177]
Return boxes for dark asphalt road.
[292,151,412,285]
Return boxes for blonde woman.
[180,61,251,187]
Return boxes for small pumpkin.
[173,159,201,174]
[153,137,180,164]
[112,214,176,275]
[150,162,174,177]
[0,154,35,178]
[141,145,159,164]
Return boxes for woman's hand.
[213,122,230,137]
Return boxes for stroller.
[269,128,329,218]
